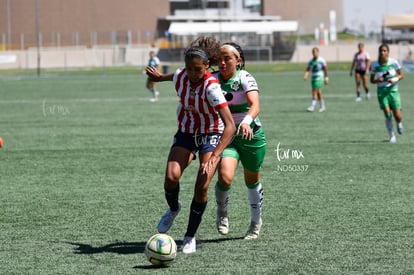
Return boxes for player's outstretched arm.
[146,66,173,82]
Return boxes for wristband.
[325,77,329,81]
[391,77,399,82]
[240,115,253,125]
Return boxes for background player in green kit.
[370,43,404,143]
[303,47,329,112]
[213,42,267,240]
[146,50,161,102]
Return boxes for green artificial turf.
[0,71,413,274]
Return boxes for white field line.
[0,93,355,105]
[0,97,171,104]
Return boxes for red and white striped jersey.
[173,68,228,134]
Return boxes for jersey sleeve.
[241,71,259,93]
[206,81,228,110]
[369,61,376,74]
[172,67,184,86]
[392,58,401,71]
[321,58,328,69]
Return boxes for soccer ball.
[144,233,177,266]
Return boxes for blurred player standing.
[303,47,329,112]
[146,50,161,102]
[350,43,371,101]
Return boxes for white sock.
[247,182,263,224]
[385,117,394,136]
[319,99,325,108]
[215,182,231,217]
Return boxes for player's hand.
[349,71,353,76]
[388,77,399,83]
[201,154,220,175]
[237,123,253,140]
[145,66,161,81]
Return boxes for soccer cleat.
[157,204,181,233]
[182,236,196,254]
[244,220,262,240]
[355,97,362,102]
[307,106,315,112]
[216,216,229,235]
[389,135,397,143]
[397,123,404,135]
[150,97,158,102]
[318,106,326,113]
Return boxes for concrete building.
[0,0,169,49]
[2,0,370,70]
[0,0,343,50]
[262,0,344,35]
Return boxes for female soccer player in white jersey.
[350,43,371,101]
[370,44,404,143]
[145,37,236,254]
[303,47,329,112]
[213,42,266,240]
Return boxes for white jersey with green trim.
[148,56,160,68]
[213,70,261,126]
[370,57,401,93]
[307,57,327,81]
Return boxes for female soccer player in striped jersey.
[370,43,404,143]
[145,37,236,254]
[213,42,267,240]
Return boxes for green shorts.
[222,126,266,172]
[311,79,323,89]
[377,91,401,110]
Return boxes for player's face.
[379,46,389,60]
[218,48,239,79]
[312,48,319,58]
[185,57,208,84]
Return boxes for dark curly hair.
[186,36,221,68]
